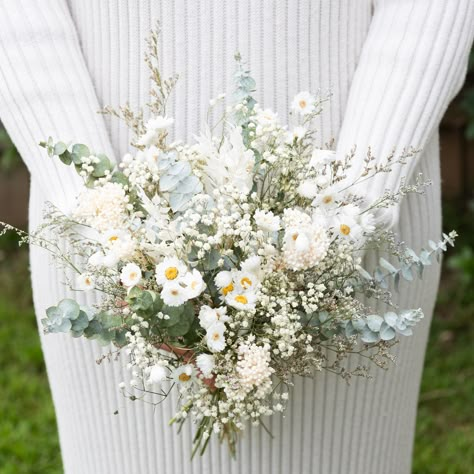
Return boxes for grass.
[0,212,473,473]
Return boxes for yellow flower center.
[322,195,333,204]
[299,99,307,109]
[212,332,221,341]
[292,233,299,241]
[108,235,119,242]
[178,373,191,382]
[85,277,91,285]
[190,281,198,290]
[340,224,351,236]
[222,283,234,295]
[235,295,248,305]
[129,272,137,280]
[240,277,252,289]
[171,289,179,296]
[165,267,179,280]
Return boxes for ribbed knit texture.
[0,1,473,473]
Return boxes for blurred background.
[1,57,474,473]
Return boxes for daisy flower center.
[292,233,299,241]
[340,224,351,236]
[212,332,221,341]
[179,373,191,382]
[108,235,119,242]
[235,295,248,305]
[323,195,333,204]
[129,272,137,280]
[85,277,91,285]
[171,289,180,296]
[240,277,252,289]
[165,267,179,280]
[222,283,234,295]
[299,99,307,109]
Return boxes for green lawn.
[0,229,473,474]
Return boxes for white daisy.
[147,364,168,384]
[291,91,316,115]
[214,271,235,296]
[254,209,280,232]
[198,305,229,330]
[172,364,195,385]
[205,322,227,352]
[161,281,189,307]
[235,271,260,293]
[120,262,142,288]
[225,291,257,311]
[76,273,95,291]
[101,229,135,263]
[181,269,206,299]
[311,184,343,211]
[195,354,215,378]
[332,215,363,242]
[156,257,187,285]
[286,126,307,143]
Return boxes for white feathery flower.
[144,145,162,168]
[138,116,174,146]
[286,126,307,143]
[225,291,257,311]
[291,91,316,115]
[76,273,95,291]
[196,354,215,378]
[297,179,319,199]
[254,209,280,232]
[172,364,195,385]
[241,255,262,274]
[198,305,229,330]
[148,364,168,384]
[155,257,187,285]
[205,322,227,352]
[214,271,234,292]
[181,269,206,298]
[120,262,142,288]
[74,182,128,232]
[309,149,337,168]
[88,251,104,267]
[161,281,189,307]
[359,211,377,234]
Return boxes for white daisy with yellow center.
[76,273,95,291]
[172,365,194,385]
[155,257,187,286]
[161,280,189,307]
[225,291,257,311]
[120,262,142,288]
[181,269,206,299]
[205,322,227,353]
[291,91,315,115]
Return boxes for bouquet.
[1,27,456,457]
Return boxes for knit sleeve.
[0,0,115,210]
[336,0,474,228]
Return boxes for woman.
[0,1,472,473]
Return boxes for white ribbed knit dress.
[1,1,473,473]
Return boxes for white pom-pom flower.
[254,209,280,232]
[148,364,168,384]
[198,305,229,330]
[196,354,215,378]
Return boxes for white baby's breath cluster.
[26,47,455,458]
